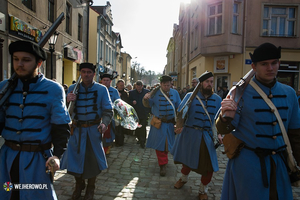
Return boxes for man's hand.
[98,123,107,133]
[143,92,151,100]
[174,127,183,134]
[67,92,76,103]
[217,134,223,144]
[45,156,60,172]
[220,95,237,122]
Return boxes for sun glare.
[179,0,191,4]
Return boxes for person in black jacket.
[115,79,130,146]
[129,80,151,148]
[187,78,199,92]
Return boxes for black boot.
[71,177,85,200]
[84,177,96,200]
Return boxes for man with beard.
[171,71,222,200]
[0,40,71,200]
[143,75,181,176]
[61,63,113,200]
[100,73,120,154]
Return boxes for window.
[66,3,72,35]
[232,3,239,34]
[100,40,104,60]
[78,14,83,41]
[194,26,199,50]
[263,5,297,37]
[105,44,108,61]
[48,0,54,22]
[22,0,34,11]
[208,3,222,35]
[192,67,196,78]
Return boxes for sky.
[93,0,191,74]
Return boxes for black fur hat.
[249,43,281,63]
[79,63,96,72]
[199,71,213,82]
[9,40,47,61]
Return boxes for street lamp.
[48,31,59,79]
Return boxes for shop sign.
[9,15,43,43]
[73,48,83,64]
[64,46,78,61]
[214,56,228,73]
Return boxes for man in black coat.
[129,80,151,148]
[115,79,130,146]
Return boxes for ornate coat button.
[272,122,277,126]
[272,135,277,139]
[16,131,22,134]
[19,119,23,122]
[272,151,276,155]
[268,94,273,98]
[19,104,24,109]
[23,92,28,96]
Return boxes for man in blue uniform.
[100,73,120,154]
[61,63,113,200]
[171,71,222,200]
[216,43,300,200]
[129,80,151,148]
[0,40,71,200]
[143,75,181,176]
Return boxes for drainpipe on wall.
[242,0,247,76]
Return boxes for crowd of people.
[0,40,299,200]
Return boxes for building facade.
[167,0,300,92]
[3,0,86,86]
[91,2,122,86]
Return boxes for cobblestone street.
[51,128,300,200]
[1,130,300,200]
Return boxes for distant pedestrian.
[129,80,151,148]
[143,75,181,176]
[187,77,199,92]
[62,84,68,95]
[126,83,133,91]
[115,79,130,146]
[222,85,229,99]
[186,84,190,91]
[181,87,187,99]
[216,86,223,98]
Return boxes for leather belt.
[160,118,175,124]
[185,125,210,132]
[5,140,52,152]
[72,119,101,128]
[244,145,287,188]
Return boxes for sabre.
[67,75,81,117]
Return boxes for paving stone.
[1,129,300,199]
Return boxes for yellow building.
[168,0,300,92]
[4,0,85,86]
